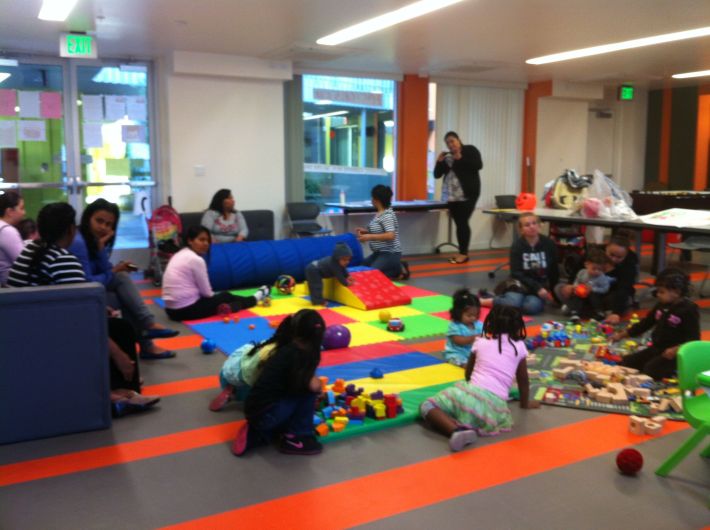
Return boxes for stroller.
[145,204,182,286]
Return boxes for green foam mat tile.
[410,294,453,314]
[367,313,450,340]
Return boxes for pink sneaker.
[209,385,234,412]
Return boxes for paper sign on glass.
[0,121,17,148]
[82,95,104,121]
[0,89,16,117]
[121,124,145,143]
[104,95,127,121]
[40,92,63,119]
[126,96,147,121]
[82,122,103,148]
[18,91,41,118]
[18,120,46,141]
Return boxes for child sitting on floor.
[420,304,540,452]
[209,315,294,411]
[612,268,699,380]
[562,247,613,320]
[443,288,483,367]
[232,309,326,456]
[305,242,354,306]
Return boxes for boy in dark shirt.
[305,242,354,306]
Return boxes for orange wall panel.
[396,75,429,200]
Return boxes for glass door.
[0,60,72,218]
[74,62,154,249]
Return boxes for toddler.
[443,288,483,366]
[305,242,354,306]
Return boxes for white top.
[162,247,214,309]
[0,220,25,286]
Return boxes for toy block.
[331,422,347,433]
[528,370,541,378]
[596,374,611,384]
[326,391,336,406]
[658,398,670,412]
[322,406,334,418]
[332,379,346,393]
[558,358,581,368]
[650,415,667,427]
[544,392,557,401]
[643,420,662,435]
[319,376,329,392]
[629,415,646,435]
[315,423,329,437]
[527,354,538,364]
[596,391,613,404]
[374,403,386,419]
[348,418,364,425]
[313,415,323,426]
[669,397,683,413]
[631,388,651,399]
[648,403,661,414]
[553,367,574,380]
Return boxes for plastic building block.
[370,368,384,379]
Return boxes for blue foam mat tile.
[190,316,273,354]
[316,351,442,381]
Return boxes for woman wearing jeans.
[433,131,483,264]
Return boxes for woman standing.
[0,191,26,286]
[201,189,249,243]
[356,185,409,280]
[433,131,483,264]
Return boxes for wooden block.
[658,398,670,412]
[669,397,683,413]
[643,420,663,435]
[629,415,646,435]
[631,388,651,399]
[544,392,557,401]
[553,367,574,380]
[528,370,541,378]
[612,394,629,405]
[596,391,613,404]
[527,354,538,364]
[596,374,611,384]
[650,415,667,427]
[649,403,661,414]
[559,358,581,368]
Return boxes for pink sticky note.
[0,89,16,117]
[40,92,63,119]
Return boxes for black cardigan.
[433,144,483,203]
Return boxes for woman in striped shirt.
[355,185,409,280]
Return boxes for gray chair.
[179,210,274,242]
[668,236,710,297]
[286,202,332,237]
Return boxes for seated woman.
[554,229,639,323]
[201,189,249,243]
[162,225,270,321]
[0,191,26,286]
[8,202,159,415]
[482,212,558,315]
[355,185,409,280]
[69,198,178,360]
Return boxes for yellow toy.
[379,310,391,323]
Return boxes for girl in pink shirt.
[162,226,270,321]
[420,305,540,451]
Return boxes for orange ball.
[223,317,230,324]
[248,324,256,330]
[574,284,590,298]
[515,192,537,211]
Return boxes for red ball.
[616,448,643,475]
[574,283,590,298]
[515,192,537,211]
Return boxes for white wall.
[535,98,589,197]
[159,53,288,237]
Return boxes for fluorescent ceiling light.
[672,69,710,79]
[303,110,349,121]
[38,0,78,21]
[0,58,18,67]
[0,73,10,84]
[526,26,710,65]
[317,0,465,46]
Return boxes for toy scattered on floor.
[370,368,384,379]
[616,448,643,475]
[261,296,272,307]
[313,378,404,436]
[269,320,280,328]
[379,310,391,323]
[274,274,296,295]
[386,318,405,332]
[322,324,352,350]
[200,339,217,354]
[515,192,537,211]
[248,324,256,330]
[629,414,666,436]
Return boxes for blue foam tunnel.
[207,233,363,290]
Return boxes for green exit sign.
[618,85,634,101]
[60,33,97,59]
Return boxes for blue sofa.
[0,283,111,444]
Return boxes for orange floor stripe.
[698,299,710,309]
[154,335,204,350]
[409,256,507,272]
[142,375,219,397]
[160,415,688,530]
[139,288,162,297]
[0,421,243,488]
[412,263,508,279]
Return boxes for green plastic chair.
[655,341,710,480]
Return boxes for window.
[302,74,396,206]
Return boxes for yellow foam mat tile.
[332,305,423,322]
[249,297,316,316]
[344,322,404,346]
[348,363,463,395]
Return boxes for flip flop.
[144,328,180,339]
[139,350,176,360]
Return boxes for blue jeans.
[494,291,545,315]
[363,251,402,279]
[248,394,317,441]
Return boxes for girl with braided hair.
[420,304,539,452]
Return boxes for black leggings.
[108,318,141,392]
[620,346,676,380]
[448,198,477,254]
[165,292,257,321]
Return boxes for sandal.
[448,257,469,264]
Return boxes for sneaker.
[449,429,478,452]
[401,260,411,280]
[231,422,257,457]
[561,304,570,315]
[254,285,271,301]
[209,385,234,412]
[279,433,323,455]
[569,312,581,323]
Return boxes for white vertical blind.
[435,84,524,208]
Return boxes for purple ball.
[322,324,352,350]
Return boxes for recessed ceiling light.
[38,0,78,21]
[317,0,464,46]
[527,26,710,65]
[303,110,349,121]
[672,69,710,79]
[0,58,18,67]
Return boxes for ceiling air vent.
[263,42,361,63]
